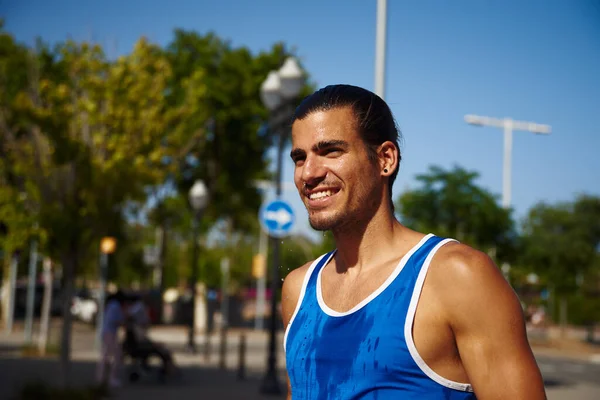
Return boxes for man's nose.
[301,155,327,186]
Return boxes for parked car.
[70,288,99,324]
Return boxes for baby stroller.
[122,302,180,383]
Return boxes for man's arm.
[281,262,311,400]
[437,244,546,399]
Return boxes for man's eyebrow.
[290,140,349,160]
[290,148,306,160]
[313,140,349,152]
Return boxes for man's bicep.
[443,250,546,399]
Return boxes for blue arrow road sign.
[259,199,295,238]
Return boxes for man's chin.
[308,217,337,231]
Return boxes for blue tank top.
[284,234,476,399]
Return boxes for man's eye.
[325,149,342,157]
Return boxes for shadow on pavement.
[0,344,21,355]
[1,354,582,400]
[0,356,287,400]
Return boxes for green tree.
[164,30,301,232]
[141,30,312,293]
[1,34,175,385]
[520,195,600,327]
[0,23,45,324]
[396,165,516,263]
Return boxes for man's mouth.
[305,187,340,204]
[308,190,334,200]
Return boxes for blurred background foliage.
[1,16,599,354]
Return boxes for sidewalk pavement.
[1,322,599,400]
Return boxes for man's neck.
[331,208,405,274]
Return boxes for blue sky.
[3,0,599,242]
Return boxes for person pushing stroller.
[122,295,179,382]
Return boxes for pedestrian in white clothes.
[97,290,127,388]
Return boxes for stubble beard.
[306,180,377,232]
[307,209,344,231]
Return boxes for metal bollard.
[204,334,211,362]
[237,333,246,380]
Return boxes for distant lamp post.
[464,114,551,282]
[464,114,551,209]
[259,56,305,395]
[188,179,209,352]
[96,236,117,349]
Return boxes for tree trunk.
[559,296,568,339]
[60,250,77,387]
[3,253,19,334]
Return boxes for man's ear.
[378,141,399,176]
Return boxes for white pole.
[465,114,550,208]
[38,257,53,355]
[255,229,268,330]
[502,119,513,209]
[220,258,230,328]
[5,253,18,334]
[24,240,39,343]
[374,0,388,99]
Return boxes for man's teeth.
[309,190,333,200]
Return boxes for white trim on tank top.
[404,238,474,392]
[283,251,335,352]
[317,233,434,317]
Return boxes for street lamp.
[96,236,117,349]
[464,114,551,280]
[188,179,209,353]
[259,57,305,395]
[464,114,551,209]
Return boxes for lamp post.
[374,0,388,99]
[464,114,551,280]
[464,115,551,209]
[259,57,305,395]
[96,236,117,349]
[188,179,209,353]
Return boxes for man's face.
[290,107,380,231]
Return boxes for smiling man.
[281,84,546,399]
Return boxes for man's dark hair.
[292,84,402,209]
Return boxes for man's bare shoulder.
[281,260,315,326]
[431,241,502,286]
[283,260,314,292]
[430,241,523,327]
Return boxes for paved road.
[538,354,600,387]
[1,323,598,399]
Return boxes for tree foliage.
[396,165,516,262]
[520,195,600,295]
[164,30,298,232]
[0,29,177,384]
